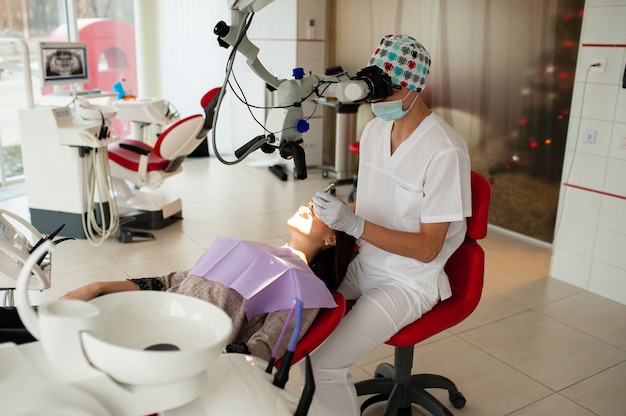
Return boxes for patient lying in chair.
[1,202,355,362]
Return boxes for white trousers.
[303,261,438,416]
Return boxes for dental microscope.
[209,0,396,180]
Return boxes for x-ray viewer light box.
[39,41,90,87]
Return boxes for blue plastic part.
[296,119,310,133]
[292,67,305,79]
[112,81,126,99]
[287,298,304,351]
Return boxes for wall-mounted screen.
[39,41,89,87]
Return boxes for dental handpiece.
[322,183,336,193]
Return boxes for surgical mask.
[371,90,418,121]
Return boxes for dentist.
[309,34,472,415]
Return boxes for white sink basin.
[82,291,232,385]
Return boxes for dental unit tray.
[52,106,118,148]
[113,98,177,125]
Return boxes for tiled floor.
[2,156,625,415]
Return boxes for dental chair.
[274,291,346,369]
[354,171,491,416]
[108,88,221,230]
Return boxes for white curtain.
[333,0,560,167]
[136,0,234,152]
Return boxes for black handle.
[235,134,269,159]
[28,223,65,266]
[119,141,151,155]
[279,140,307,180]
[272,350,294,389]
[29,224,65,254]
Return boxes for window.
[0,0,134,187]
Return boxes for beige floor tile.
[248,208,303,236]
[536,291,626,351]
[119,249,205,278]
[460,310,626,391]
[448,288,529,334]
[485,249,550,282]
[507,394,596,416]
[359,336,552,416]
[482,227,550,260]
[181,215,279,247]
[489,274,584,309]
[103,228,204,265]
[486,248,551,278]
[48,238,118,274]
[217,193,299,217]
[178,199,244,223]
[561,361,626,416]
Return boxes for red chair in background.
[354,170,491,416]
[107,88,221,230]
[108,88,220,189]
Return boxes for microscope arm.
[217,1,383,111]
[214,0,393,179]
[214,9,282,90]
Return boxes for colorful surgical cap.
[368,34,431,92]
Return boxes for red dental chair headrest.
[197,87,222,139]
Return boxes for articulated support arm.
[212,3,395,179]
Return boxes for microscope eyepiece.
[355,65,395,102]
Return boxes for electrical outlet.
[582,128,597,144]
[617,135,626,149]
[591,58,607,73]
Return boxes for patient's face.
[287,202,332,241]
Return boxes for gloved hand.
[312,192,364,238]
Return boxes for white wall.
[135,0,234,154]
[550,0,626,304]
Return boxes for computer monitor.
[39,41,90,87]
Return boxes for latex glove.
[312,192,364,238]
